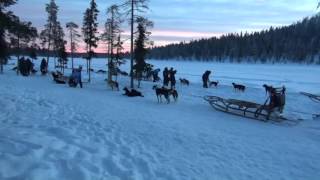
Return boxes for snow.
[0,57,319,180]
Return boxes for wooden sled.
[204,96,300,126]
[300,92,320,103]
[51,71,68,84]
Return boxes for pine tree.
[101,4,122,84]
[122,0,149,88]
[40,0,59,71]
[0,0,37,74]
[57,43,67,73]
[66,22,80,69]
[51,21,66,72]
[9,19,37,74]
[82,0,99,82]
[134,17,153,88]
[29,43,38,61]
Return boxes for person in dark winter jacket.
[153,68,160,82]
[18,57,24,75]
[169,67,177,89]
[202,70,211,88]
[26,58,33,75]
[19,57,29,76]
[76,66,83,88]
[40,58,48,75]
[163,67,169,87]
[69,66,83,88]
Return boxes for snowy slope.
[0,58,319,180]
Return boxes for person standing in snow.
[202,70,211,88]
[163,67,169,87]
[40,58,47,75]
[76,66,83,88]
[19,57,29,76]
[70,66,83,88]
[153,68,160,82]
[169,67,177,89]
[26,58,33,75]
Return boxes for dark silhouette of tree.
[57,43,67,73]
[29,43,38,61]
[82,0,99,82]
[102,4,122,84]
[0,0,37,73]
[122,0,149,88]
[9,19,37,74]
[134,17,153,88]
[66,22,80,69]
[52,24,65,70]
[40,0,59,70]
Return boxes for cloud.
[8,0,318,52]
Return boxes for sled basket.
[203,96,299,126]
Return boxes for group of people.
[162,68,211,89]
[163,67,177,89]
[18,57,35,76]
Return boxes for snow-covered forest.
[149,15,320,63]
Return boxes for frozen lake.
[37,57,320,93]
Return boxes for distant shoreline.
[8,56,320,66]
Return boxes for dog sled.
[300,92,320,103]
[204,88,300,126]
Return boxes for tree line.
[149,14,320,64]
[1,0,153,88]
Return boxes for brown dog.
[108,80,119,91]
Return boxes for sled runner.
[300,92,320,103]
[204,87,300,126]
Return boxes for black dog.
[153,85,170,103]
[263,84,274,95]
[179,78,189,86]
[123,87,144,97]
[232,83,246,92]
[209,81,219,87]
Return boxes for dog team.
[51,65,261,104]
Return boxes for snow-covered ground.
[0,58,319,180]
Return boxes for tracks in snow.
[0,85,170,180]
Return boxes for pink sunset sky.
[9,0,318,53]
